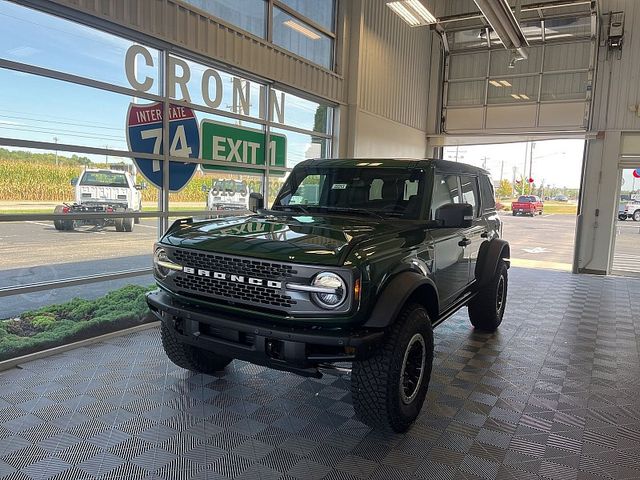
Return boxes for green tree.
[495,179,513,199]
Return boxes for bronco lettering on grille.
[182,266,282,289]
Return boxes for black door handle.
[481,231,489,238]
[458,238,471,247]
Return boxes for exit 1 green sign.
[201,120,287,174]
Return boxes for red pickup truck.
[511,195,543,216]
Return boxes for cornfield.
[0,159,285,203]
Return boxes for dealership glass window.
[166,55,266,120]
[0,69,158,154]
[0,146,160,215]
[273,7,333,69]
[0,1,161,94]
[278,0,335,31]
[181,0,267,38]
[270,127,330,170]
[271,88,332,133]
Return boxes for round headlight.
[311,272,347,309]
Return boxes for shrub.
[0,284,156,362]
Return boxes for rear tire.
[468,260,508,332]
[53,205,66,231]
[351,303,433,433]
[114,208,125,232]
[161,323,233,374]
[123,209,134,232]
[633,210,640,222]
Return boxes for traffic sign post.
[126,102,200,192]
[200,120,287,174]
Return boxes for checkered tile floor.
[1,267,640,480]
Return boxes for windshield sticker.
[332,183,348,190]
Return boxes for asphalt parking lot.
[1,213,638,318]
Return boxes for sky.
[444,139,586,189]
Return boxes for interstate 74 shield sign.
[126,102,200,192]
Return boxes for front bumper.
[146,289,383,376]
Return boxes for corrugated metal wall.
[357,0,433,131]
[45,0,345,103]
[592,0,640,131]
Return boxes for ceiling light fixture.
[500,80,512,87]
[387,0,437,27]
[473,0,529,60]
[520,94,530,100]
[283,19,321,40]
[511,94,522,99]
[489,80,502,87]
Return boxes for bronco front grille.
[170,250,297,309]
[173,275,295,308]
[172,250,297,279]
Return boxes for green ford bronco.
[147,159,510,432]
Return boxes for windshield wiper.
[318,206,385,220]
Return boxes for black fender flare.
[363,271,439,329]
[475,239,510,286]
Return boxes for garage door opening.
[612,168,640,276]
[443,139,585,271]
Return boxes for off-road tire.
[161,323,233,374]
[351,303,434,433]
[633,210,640,222]
[512,212,516,216]
[468,260,508,332]
[134,216,141,224]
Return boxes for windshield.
[80,172,128,187]
[273,167,425,219]
[517,195,536,203]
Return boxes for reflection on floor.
[1,268,640,480]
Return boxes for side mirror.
[248,192,264,213]
[70,177,78,186]
[201,184,208,192]
[435,203,473,228]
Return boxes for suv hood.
[161,214,406,266]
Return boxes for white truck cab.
[54,168,145,232]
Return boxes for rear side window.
[431,174,460,219]
[460,175,479,217]
[479,175,496,211]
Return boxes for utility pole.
[522,142,528,196]
[528,142,535,194]
[53,136,58,167]
[105,145,109,166]
[512,166,517,197]
[500,160,504,181]
[481,156,488,170]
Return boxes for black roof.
[295,158,490,176]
